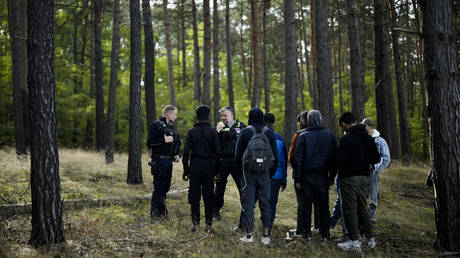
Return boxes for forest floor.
[0,149,439,257]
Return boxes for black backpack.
[242,126,274,174]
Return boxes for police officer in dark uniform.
[213,107,246,221]
[182,105,220,233]
[146,105,181,219]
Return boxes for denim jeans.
[368,170,380,221]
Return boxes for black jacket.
[294,126,337,180]
[335,124,380,178]
[218,120,246,160]
[234,108,278,176]
[182,122,221,176]
[146,117,181,157]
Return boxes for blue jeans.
[150,158,172,218]
[269,179,283,224]
[368,170,380,221]
[330,189,348,233]
[240,171,272,233]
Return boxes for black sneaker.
[213,210,221,221]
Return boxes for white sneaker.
[240,235,254,243]
[261,236,271,245]
[337,240,361,251]
[367,237,376,248]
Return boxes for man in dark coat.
[294,110,337,243]
[182,105,221,233]
[146,105,181,219]
[235,107,278,245]
[335,112,380,251]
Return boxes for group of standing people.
[146,104,390,251]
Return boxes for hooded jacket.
[293,110,337,180]
[371,129,390,173]
[335,124,380,178]
[234,107,279,176]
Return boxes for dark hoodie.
[335,124,380,178]
[293,110,337,180]
[234,107,279,176]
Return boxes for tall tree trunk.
[298,41,306,112]
[239,0,248,103]
[250,0,260,107]
[300,1,314,109]
[213,0,220,125]
[93,0,105,151]
[127,0,143,185]
[105,0,121,164]
[181,0,187,90]
[346,0,365,120]
[7,0,28,156]
[310,0,318,109]
[192,0,201,102]
[263,1,271,112]
[84,0,95,149]
[413,0,429,159]
[163,0,176,106]
[374,0,400,160]
[420,0,460,251]
[27,0,65,246]
[225,0,234,112]
[142,0,156,126]
[389,0,412,162]
[202,0,211,105]
[71,0,80,147]
[284,0,298,142]
[335,7,344,116]
[315,0,336,133]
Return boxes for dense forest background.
[0,0,459,160]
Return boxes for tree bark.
[93,0,105,151]
[315,0,336,133]
[127,0,143,185]
[374,0,400,160]
[181,0,187,91]
[239,0,248,104]
[192,0,201,102]
[250,0,260,107]
[300,1,314,109]
[27,0,65,246]
[142,0,156,127]
[310,0,318,109]
[7,0,28,156]
[389,0,412,162]
[213,0,220,125]
[105,0,121,164]
[225,0,235,112]
[84,0,95,149]
[163,0,176,106]
[263,1,271,112]
[283,0,298,143]
[71,0,80,147]
[420,0,460,251]
[202,0,211,105]
[346,0,365,120]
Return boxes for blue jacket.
[371,129,390,173]
[294,126,337,180]
[269,128,287,185]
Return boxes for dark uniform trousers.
[151,158,173,218]
[189,158,215,225]
[214,161,242,211]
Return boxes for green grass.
[0,149,438,257]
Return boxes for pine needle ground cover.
[0,149,436,257]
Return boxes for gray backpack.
[242,126,274,174]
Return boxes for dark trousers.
[339,175,373,241]
[189,159,215,226]
[151,158,173,218]
[269,179,283,224]
[214,161,242,212]
[241,171,272,233]
[301,177,330,239]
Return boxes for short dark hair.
[263,112,275,124]
[339,111,357,125]
[196,105,210,121]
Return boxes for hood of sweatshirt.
[306,110,323,128]
[348,124,369,137]
[372,129,380,138]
